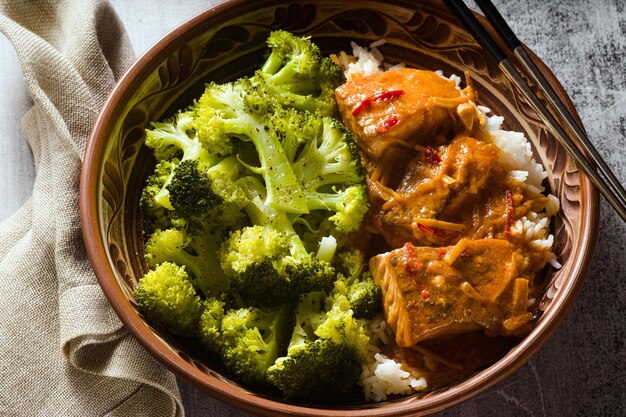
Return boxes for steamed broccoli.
[255,30,345,116]
[146,110,226,161]
[144,227,228,297]
[272,107,368,233]
[331,249,382,320]
[219,177,336,307]
[168,159,222,218]
[136,30,378,399]
[134,262,203,337]
[266,291,370,400]
[193,79,307,214]
[169,157,248,230]
[330,272,382,320]
[142,111,222,211]
[198,298,226,354]
[219,305,292,387]
[140,159,178,231]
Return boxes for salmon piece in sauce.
[370,239,532,347]
[337,65,551,376]
[335,68,474,158]
[373,134,502,247]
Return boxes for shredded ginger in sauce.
[335,67,555,390]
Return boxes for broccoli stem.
[206,154,241,180]
[302,191,345,212]
[260,50,284,75]
[222,117,307,214]
[239,177,309,259]
[148,116,219,165]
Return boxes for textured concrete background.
[1,0,624,416]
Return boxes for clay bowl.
[80,0,598,415]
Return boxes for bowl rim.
[79,1,599,415]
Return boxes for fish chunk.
[335,68,470,158]
[371,134,501,247]
[370,239,531,347]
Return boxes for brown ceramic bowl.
[80,0,599,415]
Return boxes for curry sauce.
[336,67,554,387]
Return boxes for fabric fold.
[0,1,183,415]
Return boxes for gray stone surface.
[1,0,624,416]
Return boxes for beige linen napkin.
[0,1,183,415]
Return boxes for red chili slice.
[351,97,372,116]
[504,189,515,236]
[377,115,401,133]
[417,223,434,235]
[421,289,430,300]
[423,146,442,164]
[351,89,404,116]
[372,89,404,102]
[417,222,446,238]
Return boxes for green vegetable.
[219,305,292,387]
[331,249,383,320]
[144,227,228,297]
[266,291,370,400]
[140,158,178,231]
[194,79,307,214]
[219,177,336,307]
[277,108,369,233]
[255,30,345,116]
[198,298,226,355]
[134,262,203,337]
[135,30,375,399]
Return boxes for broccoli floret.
[137,31,376,399]
[336,248,366,280]
[142,111,222,211]
[168,159,222,218]
[134,262,203,337]
[165,157,248,230]
[145,110,224,163]
[193,79,307,214]
[198,298,226,354]
[219,177,336,306]
[220,223,335,307]
[331,273,382,320]
[275,108,369,233]
[255,30,345,116]
[266,291,370,400]
[332,250,382,319]
[219,305,292,387]
[140,159,178,230]
[346,276,382,320]
[220,225,290,305]
[144,228,228,297]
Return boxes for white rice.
[359,353,428,402]
[478,107,560,260]
[481,110,548,192]
[343,43,560,401]
[343,41,384,80]
[358,315,427,402]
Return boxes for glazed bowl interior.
[80,0,598,415]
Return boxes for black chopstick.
[444,0,626,223]
[474,0,626,210]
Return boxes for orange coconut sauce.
[336,68,551,387]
